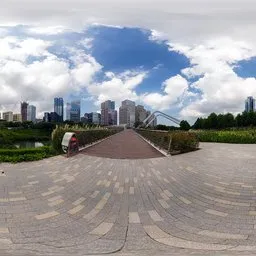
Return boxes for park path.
[1,143,256,255]
[81,129,164,159]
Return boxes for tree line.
[193,111,256,129]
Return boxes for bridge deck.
[81,129,164,159]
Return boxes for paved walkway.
[82,129,164,159]
[1,142,256,255]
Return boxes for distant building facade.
[50,112,60,122]
[81,112,101,125]
[119,100,136,127]
[66,103,71,121]
[43,112,51,122]
[3,112,13,122]
[101,100,117,126]
[54,97,64,122]
[27,105,36,123]
[80,113,89,124]
[90,112,101,125]
[135,105,147,124]
[21,102,29,122]
[70,101,81,122]
[13,113,22,122]
[108,110,117,126]
[245,96,255,112]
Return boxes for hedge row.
[195,130,256,144]
[136,129,199,154]
[0,129,50,143]
[0,146,56,163]
[52,125,123,153]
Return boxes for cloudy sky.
[0,0,256,124]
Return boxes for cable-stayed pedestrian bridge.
[141,111,181,127]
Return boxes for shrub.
[170,132,199,153]
[0,146,56,163]
[194,130,256,144]
[0,129,50,143]
[136,129,199,155]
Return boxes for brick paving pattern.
[0,141,256,255]
[82,129,164,159]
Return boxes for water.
[15,141,47,149]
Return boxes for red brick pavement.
[81,129,164,159]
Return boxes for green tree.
[217,114,225,129]
[193,118,203,129]
[208,113,218,129]
[180,120,191,131]
[224,113,235,128]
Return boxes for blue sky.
[234,57,256,79]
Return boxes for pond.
[15,141,50,149]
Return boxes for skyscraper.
[135,105,147,124]
[27,105,36,123]
[109,110,117,126]
[66,103,71,121]
[70,100,81,122]
[245,96,255,112]
[54,97,64,122]
[21,102,28,122]
[119,100,136,127]
[101,100,117,126]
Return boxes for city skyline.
[1,95,255,125]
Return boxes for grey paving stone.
[1,140,256,254]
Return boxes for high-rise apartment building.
[101,100,117,126]
[27,105,36,123]
[135,105,147,124]
[54,98,64,122]
[70,101,81,122]
[3,112,13,122]
[66,103,71,121]
[13,114,22,122]
[21,102,28,122]
[119,100,136,127]
[245,96,255,112]
[108,110,117,126]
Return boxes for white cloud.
[149,30,167,43]
[0,37,102,117]
[1,0,256,45]
[141,75,189,111]
[0,28,8,37]
[87,71,147,107]
[172,37,256,119]
[0,37,52,61]
[26,26,70,35]
[78,38,94,49]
